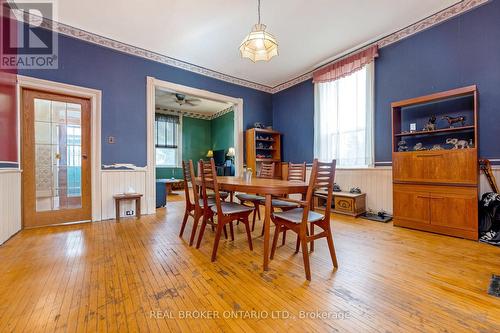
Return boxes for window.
[314,63,374,168]
[155,113,181,167]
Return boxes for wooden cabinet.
[245,128,281,178]
[393,184,478,239]
[391,86,479,240]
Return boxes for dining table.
[196,176,309,271]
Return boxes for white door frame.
[16,75,103,221]
[146,76,244,214]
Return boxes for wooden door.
[22,89,91,227]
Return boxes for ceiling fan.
[171,93,201,106]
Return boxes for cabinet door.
[393,186,430,224]
[393,150,478,185]
[430,188,478,231]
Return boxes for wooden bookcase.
[245,128,281,178]
[391,85,479,240]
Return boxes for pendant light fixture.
[239,0,278,62]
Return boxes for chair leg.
[251,205,257,232]
[179,209,189,238]
[189,212,201,246]
[229,221,235,241]
[223,224,228,239]
[326,228,339,268]
[243,217,253,251]
[300,233,312,281]
[195,216,207,249]
[281,229,287,246]
[211,223,224,262]
[295,233,300,253]
[270,224,281,260]
[256,202,261,220]
[310,223,315,252]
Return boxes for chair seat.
[273,208,324,224]
[236,193,264,201]
[211,202,254,215]
[259,198,299,208]
[198,198,215,208]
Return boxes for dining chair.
[270,159,338,281]
[198,160,230,202]
[179,160,227,246]
[196,159,254,261]
[235,162,275,231]
[261,162,307,242]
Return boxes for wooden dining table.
[196,176,308,271]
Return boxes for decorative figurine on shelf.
[469,139,474,148]
[413,142,426,151]
[253,122,265,129]
[350,187,361,194]
[423,115,437,131]
[431,144,443,151]
[442,115,466,128]
[333,183,342,192]
[446,138,470,149]
[397,140,409,152]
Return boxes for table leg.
[136,198,141,219]
[263,194,272,271]
[115,200,120,221]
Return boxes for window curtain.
[314,63,375,168]
[155,113,180,148]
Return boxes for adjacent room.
[1,0,500,332]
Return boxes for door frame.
[17,75,102,222]
[146,76,244,215]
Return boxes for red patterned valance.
[313,45,379,83]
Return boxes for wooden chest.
[314,191,366,217]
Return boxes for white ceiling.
[55,0,461,87]
[155,88,232,115]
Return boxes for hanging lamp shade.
[239,23,278,62]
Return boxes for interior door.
[22,89,91,228]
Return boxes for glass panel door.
[34,98,83,212]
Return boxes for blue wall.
[19,29,272,167]
[273,0,500,164]
[272,79,314,163]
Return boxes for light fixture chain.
[258,0,261,24]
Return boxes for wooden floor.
[1,197,500,332]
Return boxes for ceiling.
[155,88,232,115]
[54,0,461,87]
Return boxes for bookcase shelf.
[246,128,281,178]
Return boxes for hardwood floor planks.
[0,198,499,332]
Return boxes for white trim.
[16,75,103,222]
[146,76,244,214]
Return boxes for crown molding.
[155,106,233,121]
[270,0,489,93]
[25,0,489,94]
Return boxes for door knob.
[82,153,88,159]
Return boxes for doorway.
[21,89,92,227]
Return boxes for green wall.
[211,111,234,151]
[156,112,234,179]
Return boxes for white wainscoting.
[101,170,147,220]
[0,170,22,245]
[335,168,393,214]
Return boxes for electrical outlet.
[107,136,116,144]
[125,210,134,216]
